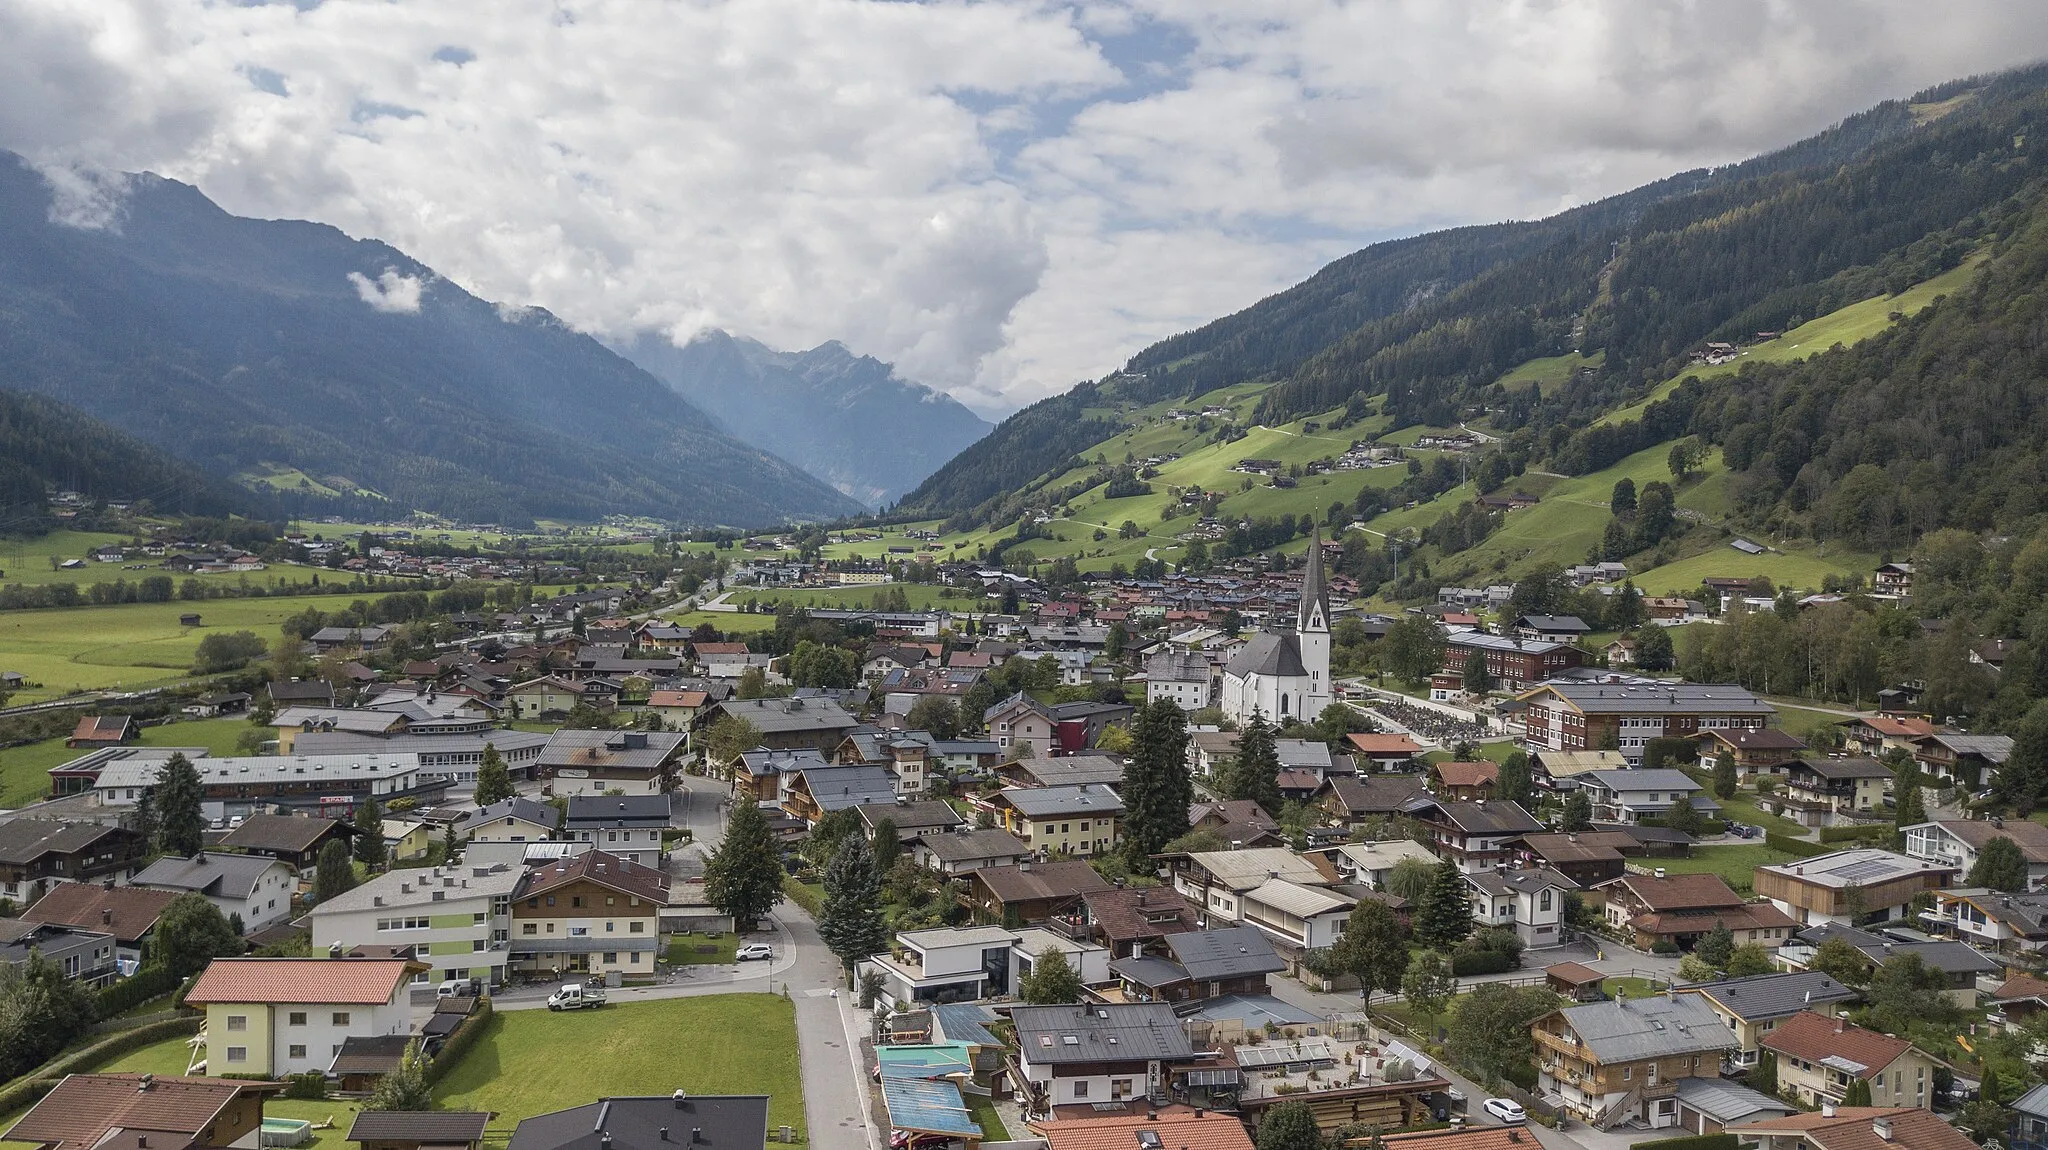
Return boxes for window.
[226,1047,247,1063]
[572,896,584,908]
[473,939,487,952]
[473,912,486,925]
[604,952,618,964]
[288,1044,307,1059]
[226,1015,247,1031]
[522,923,537,935]
[630,921,645,934]
[630,951,642,963]
[288,1011,307,1025]
[1540,890,1553,912]
[332,1012,351,1026]
[607,895,616,905]
[1622,1067,1631,1082]
[1073,1081,1088,1098]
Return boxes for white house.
[183,957,420,1077]
[307,862,522,988]
[1576,769,1719,825]
[1313,840,1440,890]
[1237,879,1355,951]
[1465,867,1574,949]
[562,794,671,866]
[1142,651,1213,711]
[1903,819,2048,892]
[130,853,299,934]
[1010,1002,1198,1112]
[458,797,560,844]
[859,924,1110,1008]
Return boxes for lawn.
[0,716,255,808]
[966,1093,1009,1140]
[1645,844,1798,892]
[1713,789,1808,837]
[1419,740,1521,765]
[1601,975,1668,999]
[434,994,804,1136]
[666,933,739,965]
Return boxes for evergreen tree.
[819,833,887,983]
[1561,790,1592,832]
[314,839,357,903]
[1664,794,1702,835]
[353,799,387,867]
[1496,751,1533,807]
[1220,710,1282,811]
[1840,1078,1872,1107]
[1633,625,1675,672]
[1017,946,1084,1004]
[1412,860,1473,950]
[1330,898,1408,1003]
[906,696,962,740]
[474,744,516,806]
[1713,750,1739,800]
[1696,921,1736,969]
[704,799,785,929]
[1120,700,1193,859]
[128,787,159,859]
[871,818,902,870]
[1725,943,1774,977]
[154,753,206,858]
[1461,649,1493,696]
[1970,835,2031,892]
[1746,1051,1778,1095]
[1255,1102,1323,1150]
[1893,760,1926,839]
[363,1040,433,1111]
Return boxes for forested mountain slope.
[0,154,863,528]
[0,389,255,535]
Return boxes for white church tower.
[1295,530,1333,719]
[1220,530,1335,724]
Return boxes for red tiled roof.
[1433,761,1499,788]
[1733,1107,1974,1150]
[1992,973,2048,1002]
[693,642,750,656]
[514,849,670,904]
[1632,903,1797,935]
[4,1073,280,1150]
[648,690,709,708]
[1380,1128,1539,1150]
[184,958,417,1006]
[22,884,179,943]
[1759,1010,1913,1074]
[1043,1113,1254,1150]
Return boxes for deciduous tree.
[1330,899,1409,1003]
[154,893,242,976]
[1017,947,1083,1004]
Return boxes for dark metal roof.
[1684,970,1856,1021]
[1160,925,1285,981]
[507,1096,770,1150]
[1011,1003,1196,1064]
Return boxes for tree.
[1970,834,2031,891]
[906,696,962,740]
[1447,983,1558,1086]
[736,665,768,699]
[704,714,764,773]
[363,1039,433,1111]
[1219,710,1282,811]
[871,818,902,870]
[819,834,888,982]
[474,744,516,807]
[314,839,356,903]
[1330,898,1409,1003]
[703,798,785,930]
[1096,725,1134,754]
[1385,615,1447,685]
[1017,946,1084,1004]
[960,681,999,732]
[1840,1078,1872,1107]
[1664,794,1702,835]
[1412,859,1473,950]
[1724,943,1774,978]
[1712,750,1738,800]
[1402,950,1458,1028]
[128,787,159,859]
[1120,701,1193,859]
[1746,1050,1778,1095]
[154,753,206,858]
[193,630,269,674]
[0,949,98,1081]
[1255,1102,1323,1150]
[1633,624,1675,673]
[1893,759,1926,839]
[1561,790,1592,832]
[1385,857,1435,901]
[1610,477,1637,518]
[1668,436,1704,482]
[1696,921,1735,969]
[353,799,387,867]
[1460,649,1493,696]
[1496,751,1533,807]
[1809,936,1871,986]
[154,893,242,976]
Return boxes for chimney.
[1822,1102,1837,1118]
[660,1131,670,1143]
[1836,1012,1848,1034]
[673,1090,689,1109]
[101,908,113,926]
[137,1074,154,1092]
[1873,1118,1894,1142]
[691,1130,703,1145]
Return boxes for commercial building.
[1519,683,1775,759]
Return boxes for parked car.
[736,943,774,961]
[546,983,608,1011]
[1482,1099,1526,1125]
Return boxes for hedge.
[1819,824,1891,844]
[0,1016,202,1117]
[1630,1134,1738,1150]
[1450,951,1514,976]
[1765,831,1828,858]
[94,965,184,1018]
[424,996,495,1087]
[782,875,824,917]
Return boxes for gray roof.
[0,819,129,865]
[1011,1002,1196,1064]
[347,1111,491,1144]
[738,748,829,777]
[794,765,897,812]
[1161,925,1285,980]
[712,696,859,735]
[1855,939,2001,975]
[1466,867,1577,897]
[998,784,1124,819]
[538,729,686,772]
[507,1096,770,1150]
[1791,757,1893,781]
[457,797,559,832]
[913,828,1030,864]
[1684,970,1857,1022]
[1109,954,1189,988]
[1007,756,1125,788]
[1553,994,1738,1061]
[857,801,965,834]
[293,729,550,758]
[1179,993,1319,1028]
[132,853,290,900]
[310,862,524,915]
[1671,1076,1795,1123]
[1534,682,1775,715]
[1582,769,1708,793]
[931,1003,1003,1048]
[1515,615,1591,633]
[1417,799,1545,835]
[1274,740,1333,771]
[565,794,673,828]
[1223,632,1307,679]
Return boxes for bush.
[1450,951,1514,976]
[1765,831,1828,858]
[0,1017,201,1117]
[1650,940,1681,955]
[93,964,183,1017]
[781,875,824,917]
[1629,1135,1738,1150]
[282,1072,327,1100]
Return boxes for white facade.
[1219,539,1333,725]
[859,924,1109,1008]
[206,994,411,1077]
[308,864,520,986]
[1904,821,2048,892]
[570,824,664,865]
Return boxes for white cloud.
[348,268,424,313]
[1,0,2045,414]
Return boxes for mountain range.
[615,330,990,508]
[0,152,865,529]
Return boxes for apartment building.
[308,862,522,987]
[1519,683,1774,759]
[509,851,668,979]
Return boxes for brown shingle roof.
[1518,833,1628,864]
[1432,761,1499,788]
[218,813,352,854]
[1610,872,1746,911]
[1938,818,2048,863]
[1632,903,1797,935]
[1759,1010,1913,1074]
[514,849,670,904]
[1042,1112,1254,1150]
[185,958,417,1006]
[22,884,178,944]
[1081,887,1200,942]
[4,1073,280,1150]
[1991,973,2048,1002]
[1346,733,1422,755]
[972,860,1114,904]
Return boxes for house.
[563,794,672,865]
[1533,993,1739,1128]
[1143,651,1213,711]
[0,819,147,905]
[1772,758,1893,827]
[731,747,828,804]
[1904,818,2048,891]
[309,862,522,988]
[643,689,713,730]
[1597,871,1796,951]
[910,828,1032,875]
[1236,879,1359,955]
[1040,1112,1253,1150]
[705,696,860,755]
[1344,732,1423,772]
[1576,769,1719,825]
[1010,1002,1200,1116]
[509,851,668,979]
[185,753,450,819]
[1837,715,1936,760]
[1753,849,1956,927]
[1466,867,1574,949]
[2,1073,281,1150]
[537,729,685,797]
[132,853,298,933]
[1921,887,2048,953]
[966,860,1114,926]
[1406,798,1546,872]
[1735,1107,1979,1150]
[1514,832,1633,888]
[1314,775,1429,829]
[861,924,1109,1007]
[1673,970,1858,1068]
[309,625,395,653]
[21,883,180,967]
[1061,887,1200,956]
[67,715,136,748]
[1429,760,1498,801]
[984,694,1133,756]
[347,1111,491,1150]
[1695,728,1809,781]
[1314,839,1438,890]
[1761,1010,1942,1109]
[1168,847,1332,922]
[1665,1078,1797,1136]
[1110,925,1284,1004]
[1991,973,2048,1028]
[269,679,336,708]
[1531,749,1630,792]
[0,919,118,986]
[1187,799,1285,849]
[2018,1085,2048,1150]
[1442,633,1585,692]
[456,797,560,844]
[1511,615,1592,641]
[217,814,355,871]
[988,785,1124,858]
[1913,732,2014,790]
[782,764,897,825]
[857,800,965,842]
[1774,922,1999,1003]
[1519,683,1775,759]
[1874,562,1915,598]
[183,956,421,1076]
[506,1095,768,1150]
[997,754,1125,790]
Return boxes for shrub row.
[0,1017,202,1117]
[94,965,185,1018]
[1765,831,1828,858]
[1449,951,1514,976]
[424,997,496,1087]
[1818,824,1891,843]
[782,876,824,917]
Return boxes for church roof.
[1224,633,1307,678]
[1298,530,1330,634]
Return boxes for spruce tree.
[363,1040,433,1111]
[353,799,387,866]
[1713,750,1739,799]
[1412,859,1473,950]
[1561,790,1593,832]
[1222,710,1282,811]
[1696,920,1736,969]
[474,744,516,806]
[1497,751,1533,807]
[1970,835,2031,892]
[314,839,357,903]
[1893,760,1926,838]
[1121,700,1193,859]
[704,798,786,929]
[154,753,206,858]
[819,833,888,983]
[1461,649,1493,696]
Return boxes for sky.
[2,2,2046,418]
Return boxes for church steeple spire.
[1298,529,1329,635]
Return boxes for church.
[1220,534,1332,724]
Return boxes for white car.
[1482,1099,1526,1125]
[735,943,774,961]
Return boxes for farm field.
[0,531,314,590]
[0,716,252,808]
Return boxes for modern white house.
[1010,1002,1199,1113]
[131,853,300,934]
[1576,769,1719,825]
[1903,819,2048,892]
[859,924,1110,1008]
[183,957,420,1077]
[307,862,522,987]
[1465,867,1574,949]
